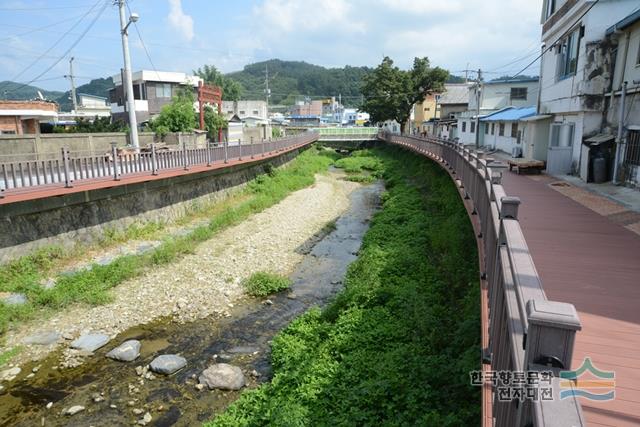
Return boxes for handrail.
[379,132,585,427]
[0,132,318,197]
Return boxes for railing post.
[238,138,242,160]
[262,138,266,157]
[224,140,229,164]
[62,147,73,188]
[206,141,212,167]
[183,142,189,171]
[500,196,521,220]
[250,136,254,159]
[109,143,120,181]
[151,143,158,175]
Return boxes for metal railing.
[0,133,318,197]
[380,133,585,427]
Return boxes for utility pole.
[264,65,270,118]
[117,0,139,149]
[475,68,482,149]
[68,57,78,112]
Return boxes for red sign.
[198,82,224,140]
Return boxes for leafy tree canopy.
[360,57,449,133]
[193,65,243,101]
[149,88,197,135]
[203,105,227,140]
[50,116,126,133]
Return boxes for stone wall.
[0,147,306,264]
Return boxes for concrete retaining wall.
[0,132,206,162]
[0,147,306,264]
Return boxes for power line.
[0,12,90,43]
[5,0,110,96]
[0,0,104,93]
[125,2,161,81]
[0,6,83,11]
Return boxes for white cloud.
[167,0,194,41]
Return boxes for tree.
[360,57,448,134]
[202,105,227,141]
[149,88,197,135]
[193,65,243,101]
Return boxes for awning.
[520,114,552,122]
[584,134,615,144]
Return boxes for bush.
[242,272,291,297]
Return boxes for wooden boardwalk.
[500,172,640,427]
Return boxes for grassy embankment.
[208,146,480,426]
[0,147,339,345]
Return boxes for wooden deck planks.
[500,172,640,427]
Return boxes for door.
[547,123,574,175]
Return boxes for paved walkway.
[500,172,640,427]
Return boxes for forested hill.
[225,59,372,107]
[0,77,113,112]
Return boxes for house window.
[557,29,580,80]
[499,123,505,136]
[470,121,475,133]
[252,110,259,115]
[485,123,489,134]
[545,0,556,20]
[424,107,430,111]
[462,121,467,132]
[510,87,527,101]
[511,123,519,138]
[239,110,246,115]
[155,83,172,98]
[227,110,233,114]
[550,122,575,147]
[491,123,495,135]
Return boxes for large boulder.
[149,355,187,375]
[23,331,60,346]
[106,340,141,362]
[198,363,246,391]
[70,334,110,352]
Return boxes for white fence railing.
[381,133,585,427]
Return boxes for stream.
[0,180,384,427]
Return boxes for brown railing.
[0,133,318,197]
[381,133,585,427]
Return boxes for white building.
[222,100,268,121]
[457,78,539,146]
[109,70,202,124]
[480,106,537,155]
[536,0,639,178]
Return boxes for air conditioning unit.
[512,146,523,158]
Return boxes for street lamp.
[118,1,140,149]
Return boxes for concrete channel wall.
[0,147,306,264]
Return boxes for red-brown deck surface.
[500,172,640,427]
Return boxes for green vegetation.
[0,147,339,335]
[147,89,198,137]
[0,346,21,368]
[334,149,383,184]
[194,65,243,101]
[51,116,127,133]
[360,56,448,134]
[242,272,291,297]
[208,146,480,426]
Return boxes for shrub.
[242,272,291,297]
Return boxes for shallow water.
[0,180,383,427]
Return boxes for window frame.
[557,28,581,80]
[470,121,476,133]
[155,83,172,99]
[510,87,528,101]
[499,123,505,136]
[462,121,467,132]
[491,123,495,135]
[511,122,519,138]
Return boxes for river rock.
[106,340,141,362]
[198,363,246,391]
[70,334,110,352]
[0,367,21,381]
[64,405,85,416]
[23,331,60,346]
[149,355,187,375]
[40,278,56,290]
[138,412,152,425]
[1,293,27,306]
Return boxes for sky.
[0,0,544,92]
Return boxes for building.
[457,77,539,145]
[291,100,323,117]
[0,100,58,135]
[77,93,111,118]
[480,106,537,154]
[605,9,640,186]
[109,70,202,124]
[433,83,473,139]
[222,100,268,121]
[536,0,638,179]
[413,93,440,133]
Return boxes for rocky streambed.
[0,180,383,426]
